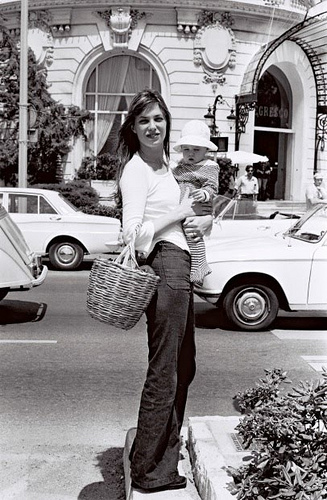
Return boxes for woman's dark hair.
[115,89,171,186]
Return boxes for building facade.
[1,0,327,201]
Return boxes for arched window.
[255,70,291,129]
[254,69,292,200]
[84,54,161,156]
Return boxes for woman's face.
[133,103,167,151]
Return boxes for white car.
[209,195,301,241]
[0,204,47,301]
[0,187,121,271]
[195,203,327,331]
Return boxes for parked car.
[195,203,327,331]
[0,204,47,301]
[210,195,302,240]
[0,187,122,270]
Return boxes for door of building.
[254,130,287,200]
[254,69,291,200]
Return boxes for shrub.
[33,180,122,220]
[224,368,327,500]
[34,180,99,209]
[217,157,236,196]
[82,203,122,221]
[76,153,121,181]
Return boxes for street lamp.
[204,94,236,136]
[18,0,29,188]
[204,105,218,136]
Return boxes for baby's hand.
[191,189,207,202]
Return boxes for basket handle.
[114,228,139,269]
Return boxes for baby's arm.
[198,162,219,200]
[191,189,209,202]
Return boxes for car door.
[7,193,58,254]
[307,240,327,305]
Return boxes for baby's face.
[181,145,208,164]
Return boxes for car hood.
[205,232,303,263]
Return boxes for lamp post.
[204,94,236,136]
[18,0,28,188]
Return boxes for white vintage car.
[0,187,121,270]
[209,195,302,240]
[0,205,47,301]
[195,203,327,331]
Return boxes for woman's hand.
[183,215,213,242]
[192,200,213,216]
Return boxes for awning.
[239,12,327,113]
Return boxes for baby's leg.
[187,237,211,286]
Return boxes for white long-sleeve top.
[120,153,189,255]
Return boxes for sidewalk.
[124,428,201,500]
[124,415,250,500]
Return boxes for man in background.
[233,164,259,215]
[305,172,327,210]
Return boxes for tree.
[0,30,91,185]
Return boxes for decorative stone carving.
[27,10,55,67]
[110,7,131,47]
[176,9,200,36]
[194,11,236,88]
[97,8,146,48]
[49,8,72,36]
[203,73,226,92]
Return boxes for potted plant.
[224,368,327,499]
[76,153,121,203]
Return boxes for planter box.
[91,180,117,206]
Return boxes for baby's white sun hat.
[173,120,218,152]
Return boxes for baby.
[173,120,219,286]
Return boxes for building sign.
[256,105,289,120]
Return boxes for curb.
[187,416,249,500]
[123,428,201,499]
[124,416,250,500]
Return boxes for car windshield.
[284,204,327,243]
[213,195,264,220]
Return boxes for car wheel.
[49,242,84,270]
[0,288,9,301]
[223,283,279,331]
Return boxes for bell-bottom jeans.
[130,241,196,489]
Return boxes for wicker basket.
[87,240,160,330]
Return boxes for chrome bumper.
[32,265,48,287]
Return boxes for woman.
[116,89,212,493]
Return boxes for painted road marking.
[0,340,57,344]
[272,331,327,340]
[301,356,327,372]
[272,331,327,372]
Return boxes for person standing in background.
[233,164,259,214]
[305,172,327,210]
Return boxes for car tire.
[223,283,279,331]
[0,288,9,301]
[49,241,84,271]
